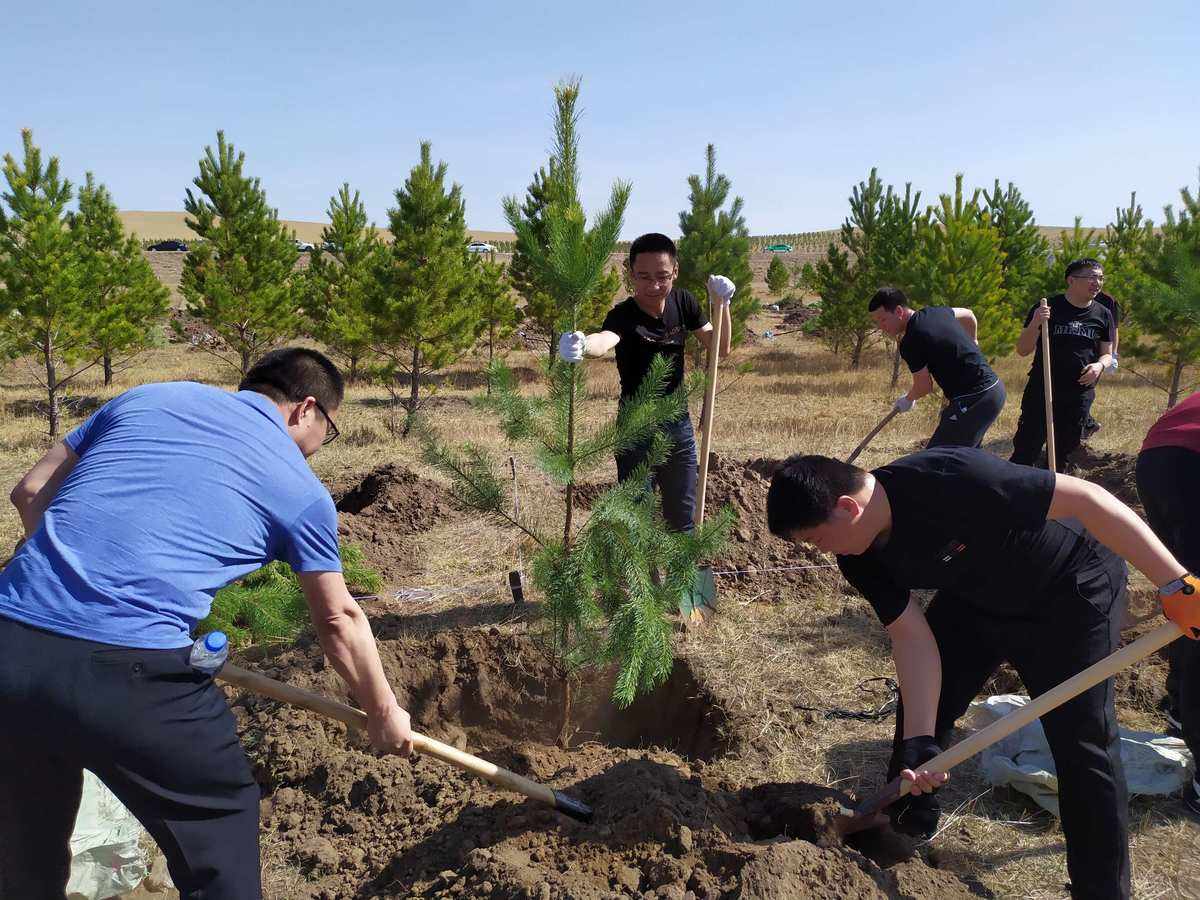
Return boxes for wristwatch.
[1159,575,1198,597]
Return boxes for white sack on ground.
[66,770,148,899]
[966,694,1195,817]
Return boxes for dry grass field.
[1,305,1196,899]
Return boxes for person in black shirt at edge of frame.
[1011,258,1115,467]
[867,287,1006,448]
[557,233,732,532]
[766,446,1200,900]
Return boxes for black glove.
[888,735,942,838]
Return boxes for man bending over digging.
[558,232,732,531]
[0,348,414,900]
[868,287,1006,448]
[766,447,1199,900]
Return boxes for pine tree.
[70,174,169,385]
[905,174,1008,358]
[305,183,382,383]
[476,258,521,385]
[509,162,619,364]
[424,80,729,745]
[369,142,484,436]
[800,169,919,368]
[0,130,94,437]
[677,144,758,351]
[766,254,789,295]
[1119,181,1200,408]
[985,179,1049,322]
[179,131,301,374]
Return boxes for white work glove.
[557,331,586,364]
[894,395,916,413]
[1110,353,1119,371]
[707,275,735,307]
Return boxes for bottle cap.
[204,631,228,653]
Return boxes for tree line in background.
[795,167,1200,405]
[0,128,763,437]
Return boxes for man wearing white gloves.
[868,287,1006,448]
[558,232,731,531]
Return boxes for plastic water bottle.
[189,631,229,675]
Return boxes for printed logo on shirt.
[1051,322,1103,341]
[635,324,686,346]
[938,539,967,564]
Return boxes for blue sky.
[3,1,1196,237]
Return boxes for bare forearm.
[887,604,942,737]
[583,331,620,357]
[1016,322,1039,356]
[313,602,399,719]
[1050,476,1187,586]
[719,303,732,359]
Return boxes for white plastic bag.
[65,771,148,899]
[967,694,1195,816]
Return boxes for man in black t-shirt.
[557,233,732,531]
[766,448,1200,900]
[1011,258,1114,468]
[867,287,1006,448]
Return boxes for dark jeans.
[0,617,262,900]
[1011,379,1095,467]
[1135,445,1200,766]
[892,551,1131,900]
[615,416,697,532]
[928,380,1007,449]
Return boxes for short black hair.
[1065,258,1103,279]
[628,233,677,269]
[767,454,867,537]
[867,286,908,313]
[239,347,344,411]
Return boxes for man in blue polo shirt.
[0,348,414,900]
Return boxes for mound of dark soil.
[575,455,835,604]
[1066,446,1140,512]
[231,627,973,898]
[331,464,459,584]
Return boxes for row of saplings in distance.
[0,116,764,440]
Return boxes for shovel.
[834,620,1184,838]
[217,662,593,822]
[847,408,900,465]
[1039,297,1057,472]
[681,291,725,624]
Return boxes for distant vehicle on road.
[467,241,496,253]
[321,241,341,253]
[294,240,314,252]
[763,243,793,253]
[147,239,188,252]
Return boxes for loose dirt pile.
[1066,446,1141,512]
[233,627,973,898]
[577,455,835,604]
[332,464,459,584]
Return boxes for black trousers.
[1135,445,1200,765]
[927,380,1007,449]
[892,551,1130,900]
[0,616,262,900]
[1011,379,1095,467]
[615,416,697,532]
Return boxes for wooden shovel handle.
[218,663,590,820]
[1040,297,1056,472]
[847,408,899,465]
[854,620,1183,817]
[693,294,725,528]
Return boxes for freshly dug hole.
[233,626,976,898]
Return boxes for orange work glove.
[1160,574,1200,639]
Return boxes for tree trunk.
[890,344,902,388]
[240,346,253,376]
[45,338,60,439]
[486,323,495,396]
[556,672,575,749]
[850,331,866,369]
[1168,356,1186,408]
[103,352,113,387]
[348,354,359,384]
[402,346,420,438]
